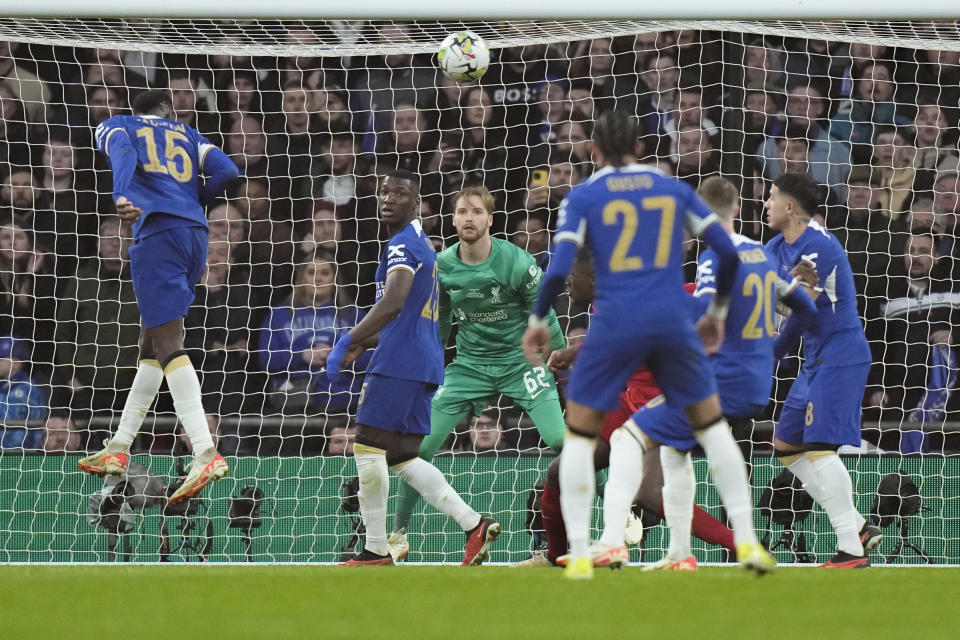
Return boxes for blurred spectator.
[829,165,908,320]
[184,238,262,416]
[908,198,939,233]
[223,185,295,307]
[509,215,550,269]
[913,101,957,195]
[0,41,51,123]
[349,22,434,134]
[0,222,58,367]
[168,69,219,142]
[306,83,352,135]
[36,134,102,267]
[376,101,434,174]
[783,38,843,90]
[830,61,911,164]
[932,171,960,266]
[528,79,572,148]
[519,156,581,231]
[258,249,370,415]
[41,415,81,452]
[53,217,138,424]
[325,419,357,456]
[552,120,593,175]
[567,80,596,123]
[653,86,718,163]
[0,335,46,449]
[225,114,271,187]
[869,126,916,220]
[674,125,720,189]
[297,200,361,302]
[266,81,325,223]
[215,68,263,127]
[484,44,553,150]
[866,230,960,423]
[467,411,505,452]
[0,82,31,167]
[638,53,680,137]
[756,82,851,194]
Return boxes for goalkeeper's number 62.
[524,366,550,396]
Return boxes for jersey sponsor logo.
[457,308,467,321]
[388,245,407,260]
[466,288,483,298]
[490,286,502,303]
[525,264,542,289]
[463,309,508,323]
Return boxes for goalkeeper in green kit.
[389,185,566,562]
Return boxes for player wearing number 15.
[522,110,747,580]
[78,90,239,503]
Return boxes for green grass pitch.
[2,565,958,638]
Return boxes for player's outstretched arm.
[326,269,414,379]
[199,147,240,205]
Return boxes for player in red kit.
[515,251,735,567]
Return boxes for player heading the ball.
[79,90,239,503]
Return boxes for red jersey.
[599,283,696,441]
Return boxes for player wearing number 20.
[79,90,238,503]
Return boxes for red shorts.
[597,283,691,442]
[600,368,661,442]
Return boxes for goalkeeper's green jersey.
[438,237,564,364]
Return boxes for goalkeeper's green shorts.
[432,357,561,416]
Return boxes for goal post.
[0,14,957,565]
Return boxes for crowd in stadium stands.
[0,28,960,454]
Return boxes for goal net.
[0,16,957,565]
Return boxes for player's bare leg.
[775,438,874,568]
[559,401,605,579]
[688,395,773,575]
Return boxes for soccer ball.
[437,31,490,83]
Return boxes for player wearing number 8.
[390,186,566,557]
[79,90,239,502]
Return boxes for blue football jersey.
[695,234,796,413]
[554,163,718,330]
[766,221,871,365]
[95,114,217,238]
[367,219,445,384]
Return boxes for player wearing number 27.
[78,90,239,502]
[523,110,771,579]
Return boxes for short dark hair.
[383,168,420,193]
[132,89,172,116]
[592,109,639,167]
[772,172,822,218]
